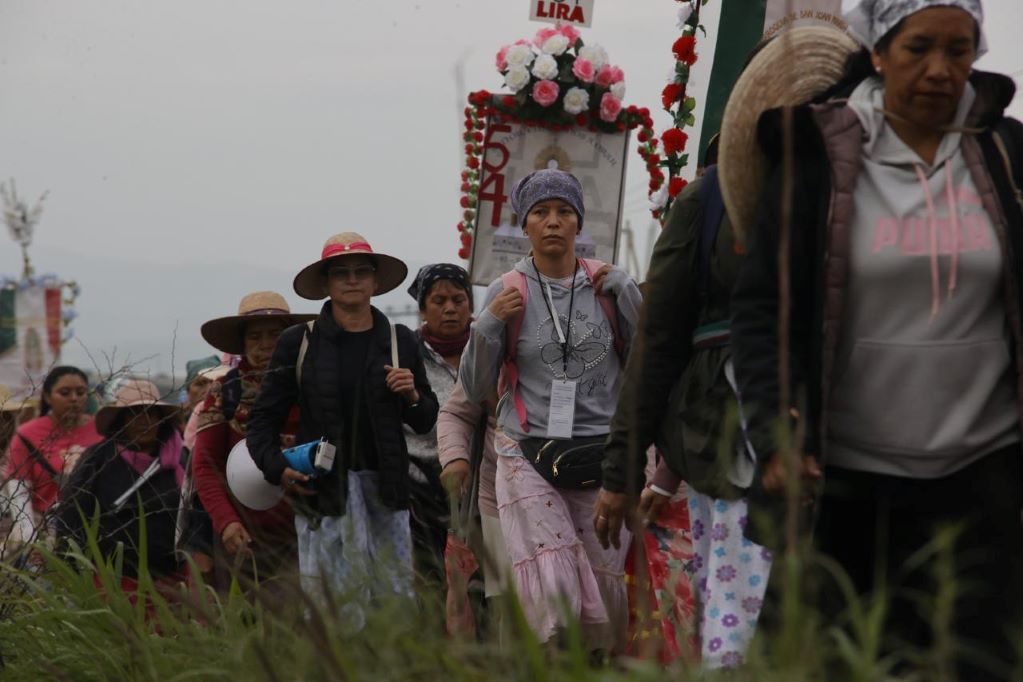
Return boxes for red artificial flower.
[662,128,689,156]
[460,182,470,192]
[637,130,648,143]
[503,95,517,108]
[638,107,650,117]
[575,113,589,126]
[458,246,470,260]
[669,177,688,197]
[457,221,465,232]
[672,35,698,66]
[473,131,484,143]
[460,171,469,181]
[662,83,684,110]
[460,232,472,246]
[460,196,470,209]
[467,157,480,169]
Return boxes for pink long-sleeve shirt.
[437,381,498,518]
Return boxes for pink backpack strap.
[497,270,531,433]
[579,259,626,361]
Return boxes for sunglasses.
[327,265,376,280]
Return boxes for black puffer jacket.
[247,304,438,518]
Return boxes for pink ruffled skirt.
[495,433,630,650]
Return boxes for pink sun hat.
[292,232,408,300]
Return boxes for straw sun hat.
[200,291,315,356]
[718,26,859,247]
[94,378,179,437]
[292,232,408,301]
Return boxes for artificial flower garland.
[456,25,654,260]
[647,0,707,223]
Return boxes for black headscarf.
[407,264,472,310]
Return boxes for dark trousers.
[815,445,1023,679]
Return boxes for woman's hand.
[280,466,314,496]
[638,487,671,527]
[487,287,524,322]
[440,460,471,498]
[221,522,252,555]
[761,452,822,499]
[384,365,419,405]
[593,488,634,550]
[590,264,614,295]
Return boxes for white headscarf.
[844,0,986,57]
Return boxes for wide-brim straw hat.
[718,26,859,247]
[95,378,180,437]
[293,232,408,301]
[200,291,316,355]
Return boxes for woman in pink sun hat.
[247,232,439,620]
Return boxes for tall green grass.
[0,517,1020,681]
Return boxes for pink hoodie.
[437,381,498,518]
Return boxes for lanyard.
[532,258,578,375]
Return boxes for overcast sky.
[2,1,1021,379]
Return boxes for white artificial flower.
[504,65,531,93]
[531,54,559,81]
[649,184,669,210]
[562,87,591,115]
[677,2,695,29]
[578,44,609,70]
[505,44,535,68]
[610,81,626,100]
[542,34,570,56]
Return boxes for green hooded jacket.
[602,174,747,499]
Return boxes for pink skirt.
[495,433,630,650]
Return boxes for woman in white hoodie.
[731,1,1023,677]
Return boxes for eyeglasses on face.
[327,265,376,280]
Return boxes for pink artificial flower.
[609,65,625,83]
[572,58,596,83]
[532,79,561,108]
[496,44,511,71]
[595,64,615,88]
[557,24,581,45]
[599,92,623,122]
[533,27,558,48]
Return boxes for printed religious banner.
[0,284,62,403]
[468,117,628,287]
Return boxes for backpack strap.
[496,270,530,433]
[579,258,626,362]
[698,164,726,299]
[17,434,60,481]
[390,322,399,368]
[295,320,316,387]
[993,119,1023,213]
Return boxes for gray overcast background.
[2,1,1021,380]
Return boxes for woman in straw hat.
[727,2,1022,675]
[3,366,101,562]
[190,291,314,593]
[57,379,184,589]
[246,233,438,617]
[460,169,642,653]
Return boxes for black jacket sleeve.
[247,324,304,485]
[399,327,439,435]
[602,180,703,494]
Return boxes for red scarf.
[420,325,471,358]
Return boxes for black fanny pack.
[518,435,606,490]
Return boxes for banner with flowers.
[457,25,657,281]
[466,119,630,286]
[0,276,79,404]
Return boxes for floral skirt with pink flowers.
[494,433,630,651]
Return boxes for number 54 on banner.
[530,0,594,28]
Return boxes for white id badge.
[546,380,577,439]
